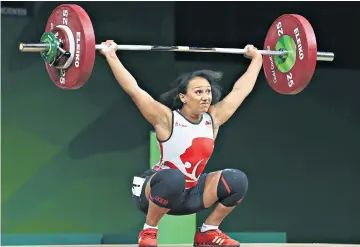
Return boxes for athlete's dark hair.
[159,70,223,110]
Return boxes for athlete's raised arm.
[209,44,263,126]
[100,40,172,130]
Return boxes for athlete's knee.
[217,169,248,207]
[149,169,186,208]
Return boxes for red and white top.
[153,110,215,189]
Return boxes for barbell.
[18,4,335,94]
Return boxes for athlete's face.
[180,77,212,113]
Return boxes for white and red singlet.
[153,110,215,189]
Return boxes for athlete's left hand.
[244,44,262,60]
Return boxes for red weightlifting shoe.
[194,228,240,247]
[138,228,158,247]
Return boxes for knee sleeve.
[149,169,186,209]
[217,169,248,207]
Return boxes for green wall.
[2,1,360,245]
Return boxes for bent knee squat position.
[135,168,249,247]
[198,169,248,234]
[138,169,187,230]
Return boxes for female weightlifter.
[100,40,263,247]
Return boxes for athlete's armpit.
[130,86,172,128]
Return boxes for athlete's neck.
[179,107,202,123]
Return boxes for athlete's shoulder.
[204,111,214,123]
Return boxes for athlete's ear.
[179,93,186,104]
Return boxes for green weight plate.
[274,35,296,73]
[40,32,58,64]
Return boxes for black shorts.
[132,169,208,216]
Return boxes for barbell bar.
[17,4,335,94]
[19,43,334,62]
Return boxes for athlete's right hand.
[100,40,118,56]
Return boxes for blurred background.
[1,1,360,245]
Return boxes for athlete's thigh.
[133,168,184,214]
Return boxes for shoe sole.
[194,246,239,247]
[194,245,240,247]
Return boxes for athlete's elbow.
[116,79,139,97]
[232,85,253,97]
[126,85,141,98]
